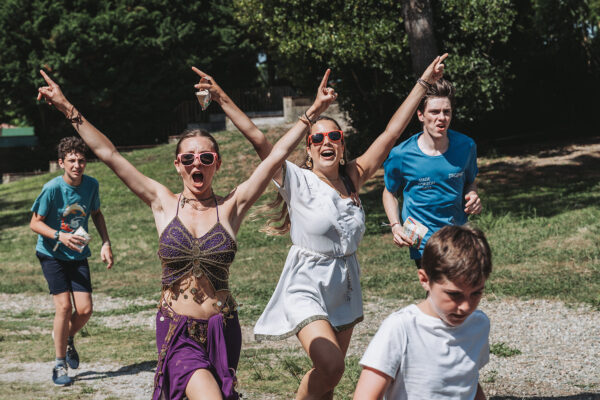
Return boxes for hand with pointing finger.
[36,70,73,116]
[191,67,226,105]
[420,53,449,85]
[313,68,338,115]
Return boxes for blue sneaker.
[66,338,79,369]
[52,363,72,386]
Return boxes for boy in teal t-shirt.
[30,136,113,386]
[382,79,482,267]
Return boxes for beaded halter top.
[158,194,237,297]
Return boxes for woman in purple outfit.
[37,68,337,400]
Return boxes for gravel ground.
[1,294,598,399]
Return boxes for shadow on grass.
[478,151,600,218]
[0,198,32,231]
[73,360,155,381]
[490,395,600,400]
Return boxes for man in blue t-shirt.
[30,136,113,386]
[382,79,482,268]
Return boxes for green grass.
[0,322,156,364]
[1,130,599,397]
[237,349,362,399]
[490,342,522,358]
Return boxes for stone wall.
[283,97,354,132]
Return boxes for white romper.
[254,161,366,341]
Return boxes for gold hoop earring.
[340,158,345,165]
[306,156,313,169]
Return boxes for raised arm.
[227,70,337,231]
[191,67,273,160]
[37,71,167,207]
[349,54,448,190]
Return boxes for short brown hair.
[417,78,455,113]
[421,225,492,286]
[57,136,88,160]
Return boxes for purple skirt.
[153,305,242,400]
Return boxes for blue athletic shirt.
[31,175,100,260]
[383,130,478,259]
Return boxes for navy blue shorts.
[36,252,93,294]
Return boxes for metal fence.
[163,86,296,137]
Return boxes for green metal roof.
[1,127,34,137]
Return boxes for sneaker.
[66,339,79,369]
[52,364,72,386]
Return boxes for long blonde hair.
[261,116,350,235]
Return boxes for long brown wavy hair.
[260,116,350,235]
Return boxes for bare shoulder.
[345,159,363,190]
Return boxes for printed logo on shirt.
[59,203,87,233]
[417,177,435,190]
[448,172,464,179]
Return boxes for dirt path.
[0,294,598,399]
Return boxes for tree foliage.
[0,0,258,147]
[235,0,599,154]
[502,0,600,135]
[234,0,516,154]
[1,0,598,159]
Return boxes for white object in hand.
[196,89,211,111]
[72,226,92,253]
[403,217,428,249]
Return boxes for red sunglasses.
[177,151,218,166]
[308,130,344,145]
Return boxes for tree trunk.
[402,0,439,76]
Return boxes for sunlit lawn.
[1,130,599,398]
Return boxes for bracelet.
[390,222,400,228]
[298,115,311,128]
[304,110,316,125]
[66,105,83,125]
[417,78,432,91]
[102,241,111,247]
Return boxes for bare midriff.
[163,274,232,320]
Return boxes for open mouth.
[192,172,204,184]
[320,149,335,159]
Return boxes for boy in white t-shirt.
[354,225,492,400]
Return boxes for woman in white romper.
[209,57,448,399]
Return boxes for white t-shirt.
[360,304,489,400]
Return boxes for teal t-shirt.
[383,130,478,259]
[31,175,100,260]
